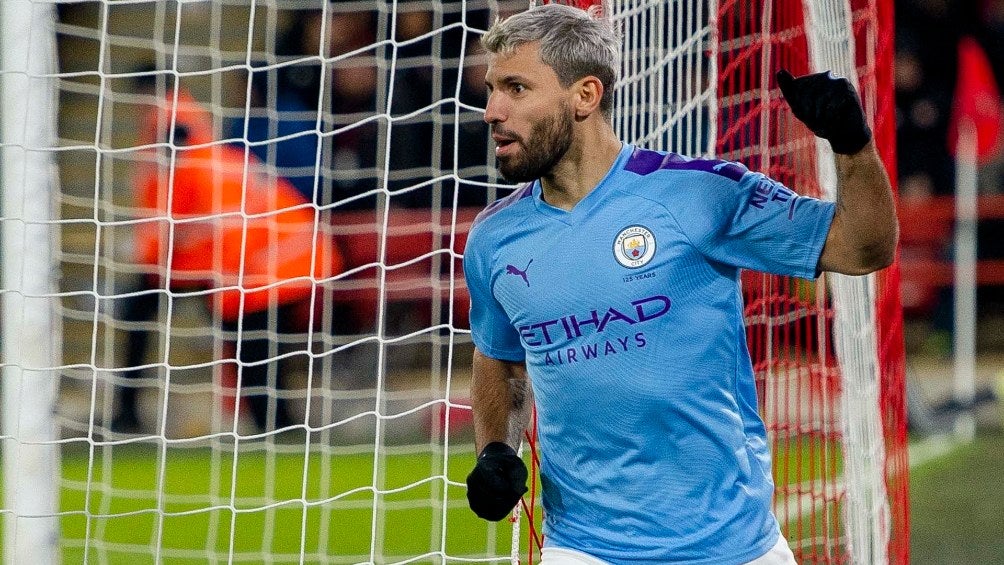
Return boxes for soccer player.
[462,4,896,565]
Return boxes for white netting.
[612,0,714,156]
[14,0,526,562]
[804,1,891,562]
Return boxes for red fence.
[898,194,1004,313]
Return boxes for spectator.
[229,63,323,203]
[113,80,343,434]
[228,4,497,211]
[894,0,1004,349]
[384,1,498,208]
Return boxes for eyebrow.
[485,74,530,89]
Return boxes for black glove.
[466,442,528,521]
[776,69,872,155]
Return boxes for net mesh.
[50,1,523,562]
[715,0,908,563]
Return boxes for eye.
[510,83,526,94]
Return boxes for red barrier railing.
[897,194,1004,311]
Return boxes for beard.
[493,104,575,183]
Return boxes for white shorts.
[744,534,797,565]
[539,534,797,565]
[539,547,609,565]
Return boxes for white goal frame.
[1,2,62,564]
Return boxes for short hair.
[481,3,619,117]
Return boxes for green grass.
[909,432,1004,565]
[5,432,1000,563]
[4,440,525,564]
[0,435,839,563]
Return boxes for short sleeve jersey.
[463,144,836,564]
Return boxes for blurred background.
[894,0,1004,563]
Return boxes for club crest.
[613,225,656,268]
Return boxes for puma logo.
[505,259,533,287]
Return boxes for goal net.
[0,0,907,563]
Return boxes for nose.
[483,92,505,124]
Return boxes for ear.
[572,76,604,119]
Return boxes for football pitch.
[12,433,1002,564]
[3,441,520,564]
[2,435,837,564]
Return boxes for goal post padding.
[1,1,62,564]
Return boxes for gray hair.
[481,3,620,117]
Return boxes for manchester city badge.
[613,225,656,268]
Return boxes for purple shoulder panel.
[472,182,534,228]
[624,147,747,182]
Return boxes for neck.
[539,125,622,211]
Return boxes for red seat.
[329,207,480,330]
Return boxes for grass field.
[4,440,522,564]
[3,432,1001,563]
[909,431,1004,565]
[2,435,841,564]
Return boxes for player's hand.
[465,442,528,521]
[776,69,872,155]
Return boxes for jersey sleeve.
[463,223,526,362]
[674,168,835,279]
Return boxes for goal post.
[1,1,62,564]
[0,0,907,563]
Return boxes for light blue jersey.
[464,144,836,564]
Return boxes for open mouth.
[493,136,518,156]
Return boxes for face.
[484,43,576,182]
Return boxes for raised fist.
[776,69,872,155]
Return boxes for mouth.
[492,135,519,157]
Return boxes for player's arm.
[471,347,530,451]
[819,140,897,274]
[465,347,530,521]
[777,70,898,276]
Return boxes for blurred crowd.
[896,0,1004,197]
[894,0,1004,339]
[220,2,503,211]
[114,2,520,433]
